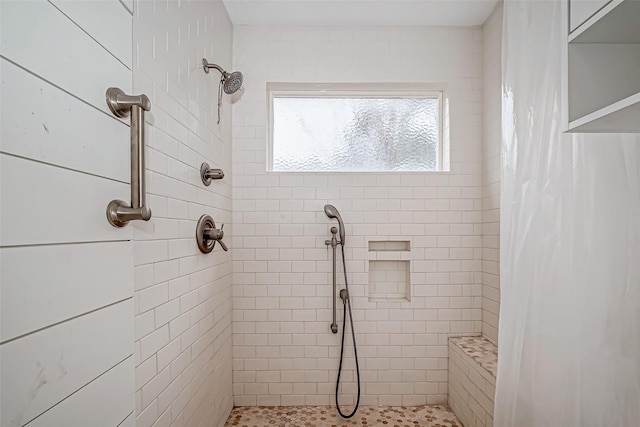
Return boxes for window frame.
[267,82,450,173]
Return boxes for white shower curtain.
[495,1,640,426]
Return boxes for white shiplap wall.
[0,1,134,426]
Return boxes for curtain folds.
[496,1,640,426]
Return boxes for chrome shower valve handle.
[205,224,228,251]
[200,162,224,186]
[196,215,228,253]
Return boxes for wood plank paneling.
[49,0,133,68]
[121,0,133,15]
[0,0,131,115]
[118,412,135,427]
[0,58,130,182]
[25,357,134,427]
[1,300,134,427]
[1,242,133,341]
[0,154,133,246]
[1,1,135,425]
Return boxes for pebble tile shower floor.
[224,405,461,427]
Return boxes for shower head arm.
[202,59,225,75]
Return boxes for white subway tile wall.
[481,4,502,345]
[232,26,484,406]
[448,339,496,427]
[133,1,233,426]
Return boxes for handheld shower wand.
[324,204,345,245]
[324,204,345,334]
[323,204,360,419]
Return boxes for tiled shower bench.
[448,337,497,427]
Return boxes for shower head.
[324,204,345,245]
[202,58,244,93]
[222,71,243,94]
[202,58,244,124]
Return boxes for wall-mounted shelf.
[564,0,640,133]
[569,0,612,35]
[368,240,411,252]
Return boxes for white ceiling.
[222,0,499,27]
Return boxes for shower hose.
[335,244,361,419]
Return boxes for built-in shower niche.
[368,240,411,302]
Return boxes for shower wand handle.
[323,204,345,245]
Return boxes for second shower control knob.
[200,162,224,186]
[196,214,228,253]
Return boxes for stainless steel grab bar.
[105,87,152,227]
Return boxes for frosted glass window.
[271,96,441,172]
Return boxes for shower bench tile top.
[449,336,498,377]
